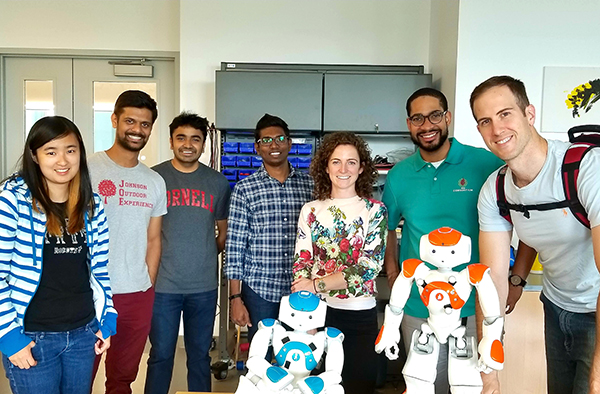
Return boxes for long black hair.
[20,116,94,235]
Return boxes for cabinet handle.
[375,123,379,133]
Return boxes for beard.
[410,127,449,152]
[116,132,149,152]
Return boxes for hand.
[230,298,252,328]
[481,371,501,394]
[8,341,37,369]
[505,284,523,314]
[94,331,111,355]
[291,277,316,293]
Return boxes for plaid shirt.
[225,165,313,302]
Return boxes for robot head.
[279,291,327,332]
[419,227,471,269]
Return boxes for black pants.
[325,306,378,394]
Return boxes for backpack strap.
[495,165,512,224]
[562,142,594,229]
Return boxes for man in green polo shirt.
[382,87,504,394]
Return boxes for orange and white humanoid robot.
[375,227,504,394]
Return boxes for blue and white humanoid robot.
[235,291,345,394]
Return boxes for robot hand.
[374,305,404,360]
[262,365,295,392]
[476,317,504,374]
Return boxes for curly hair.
[310,132,377,200]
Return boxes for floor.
[0,291,546,393]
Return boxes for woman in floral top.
[291,132,387,394]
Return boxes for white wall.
[428,0,459,135]
[453,0,600,148]
[0,0,179,51]
[180,0,432,120]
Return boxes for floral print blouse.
[293,196,387,303]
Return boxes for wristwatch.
[509,274,527,287]
[317,279,327,292]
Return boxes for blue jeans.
[144,289,217,394]
[2,319,99,394]
[242,285,280,343]
[541,292,595,394]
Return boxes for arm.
[384,230,400,289]
[229,279,251,328]
[589,225,600,393]
[215,219,227,253]
[506,241,537,314]
[477,230,512,394]
[146,216,163,286]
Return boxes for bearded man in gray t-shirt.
[144,112,231,394]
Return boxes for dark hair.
[254,113,290,141]
[19,116,94,235]
[113,90,158,124]
[310,132,377,200]
[470,75,530,118]
[169,112,209,139]
[406,87,449,116]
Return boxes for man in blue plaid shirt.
[225,114,314,342]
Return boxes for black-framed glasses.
[257,135,288,145]
[409,110,447,127]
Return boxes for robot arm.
[468,264,505,373]
[375,258,429,360]
[297,328,345,394]
[245,319,294,391]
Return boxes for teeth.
[337,176,350,180]
[497,136,511,145]
[129,135,142,141]
[271,152,281,156]
[420,131,437,139]
[56,169,69,173]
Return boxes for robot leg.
[448,335,482,394]
[324,384,344,394]
[235,375,262,394]
[402,329,440,394]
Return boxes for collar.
[413,138,465,171]
[257,162,297,180]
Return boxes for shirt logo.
[453,177,473,192]
[97,179,154,208]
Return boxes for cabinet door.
[216,71,322,131]
[323,73,432,133]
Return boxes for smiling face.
[472,85,535,162]
[255,126,291,169]
[170,125,205,171]
[111,107,154,152]
[34,132,80,199]
[407,95,451,154]
[326,144,363,199]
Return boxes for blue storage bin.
[223,142,239,153]
[251,156,263,168]
[222,169,237,181]
[237,156,252,167]
[290,144,299,155]
[221,155,237,167]
[239,142,255,154]
[297,144,312,155]
[289,157,299,168]
[238,169,256,180]
[229,182,236,189]
[298,157,311,168]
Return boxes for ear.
[406,117,412,130]
[525,104,536,126]
[445,110,452,127]
[31,150,38,164]
[111,113,118,129]
[169,137,174,151]
[359,164,364,174]
[201,140,206,154]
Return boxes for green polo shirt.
[382,138,504,318]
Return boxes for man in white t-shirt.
[470,75,600,394]
[88,90,167,394]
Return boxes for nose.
[491,121,503,136]
[56,151,68,165]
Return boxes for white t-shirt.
[88,151,167,294]
[478,139,600,313]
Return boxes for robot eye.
[432,249,436,253]
[451,250,455,254]
[309,315,312,319]
[291,313,295,317]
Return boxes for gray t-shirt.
[88,151,167,294]
[152,161,231,294]
[478,140,600,313]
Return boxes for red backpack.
[496,124,600,229]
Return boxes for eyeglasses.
[409,110,447,127]
[256,135,288,145]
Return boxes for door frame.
[0,48,180,177]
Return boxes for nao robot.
[375,227,504,394]
[235,290,345,394]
